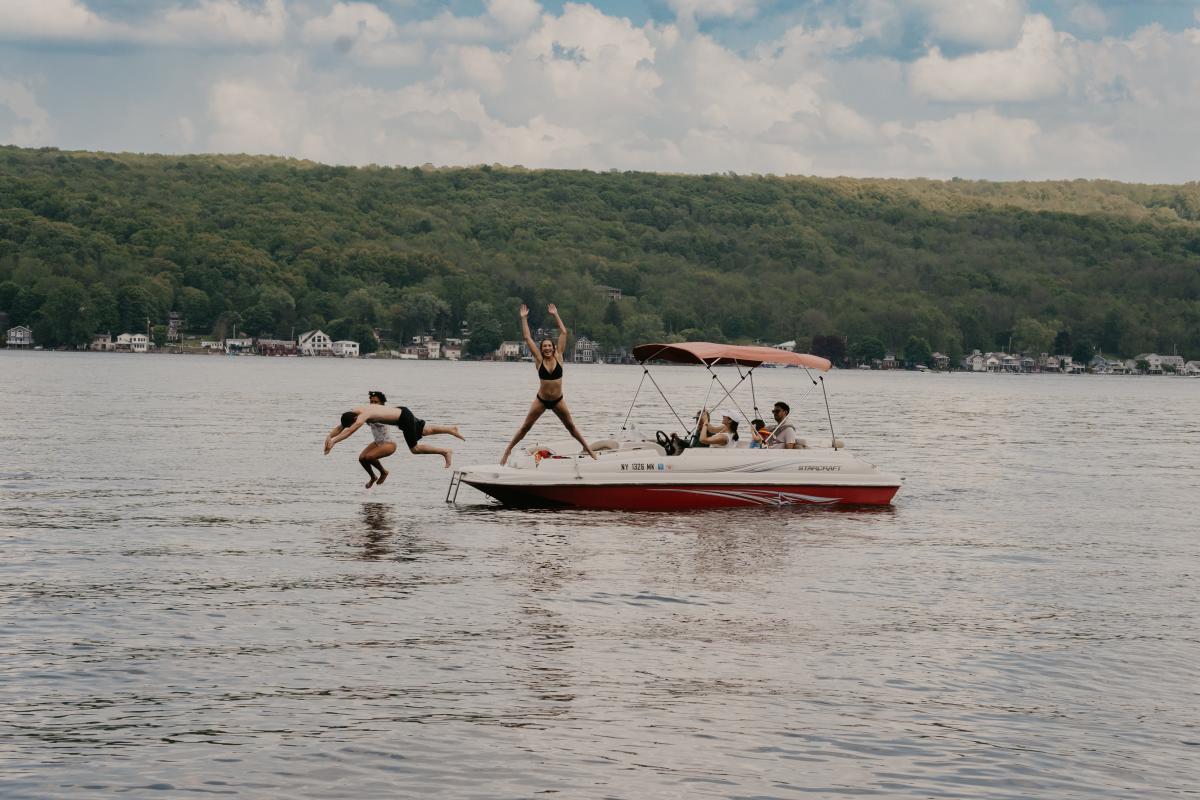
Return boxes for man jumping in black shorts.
[325,402,464,470]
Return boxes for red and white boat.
[449,342,901,510]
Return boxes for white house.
[573,335,598,363]
[332,340,360,357]
[91,333,115,351]
[1183,360,1200,376]
[298,330,333,356]
[961,350,985,372]
[224,338,254,353]
[410,335,441,359]
[443,342,463,360]
[775,340,797,352]
[117,333,149,353]
[6,325,33,348]
[498,340,522,360]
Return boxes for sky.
[1,0,1199,181]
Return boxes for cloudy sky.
[2,0,1199,181]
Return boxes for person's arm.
[519,304,538,363]
[548,303,567,355]
[324,424,343,454]
[325,412,367,452]
[698,427,729,446]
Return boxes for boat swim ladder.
[445,470,463,503]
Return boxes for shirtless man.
[325,396,465,478]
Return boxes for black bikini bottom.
[537,395,563,408]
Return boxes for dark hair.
[773,401,790,414]
[368,390,386,403]
[751,418,765,429]
[340,411,358,428]
[540,337,555,351]
[727,419,739,441]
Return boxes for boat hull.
[462,478,899,510]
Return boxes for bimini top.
[632,342,832,371]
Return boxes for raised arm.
[696,411,729,446]
[519,304,538,361]
[548,303,567,354]
[325,412,367,453]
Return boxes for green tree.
[1012,317,1053,354]
[1052,328,1072,356]
[849,336,886,365]
[904,335,933,367]
[117,284,157,334]
[88,284,119,334]
[36,277,93,347]
[178,287,212,333]
[151,324,168,348]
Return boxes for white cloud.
[911,0,1027,50]
[0,0,122,42]
[910,15,1074,103]
[883,109,1040,173]
[666,0,759,23]
[1067,2,1109,35]
[0,78,53,146]
[0,0,286,47]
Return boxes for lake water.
[2,351,1198,799]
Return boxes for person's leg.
[363,442,397,484]
[501,400,547,465]
[411,443,453,468]
[551,401,597,460]
[422,422,465,441]
[358,445,381,488]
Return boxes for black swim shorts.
[396,406,425,449]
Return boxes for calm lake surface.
[2,351,1198,799]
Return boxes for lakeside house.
[1185,361,1200,376]
[6,325,33,349]
[598,285,623,302]
[442,338,463,360]
[573,335,598,363]
[116,333,149,353]
[91,333,115,351]
[332,340,360,357]
[224,338,254,354]
[167,311,183,342]
[298,330,333,356]
[498,341,522,360]
[257,338,296,356]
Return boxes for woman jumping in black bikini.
[500,303,597,465]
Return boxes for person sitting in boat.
[325,402,465,471]
[696,410,739,448]
[766,401,804,449]
[500,303,597,465]
[749,418,771,448]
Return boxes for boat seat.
[590,438,620,452]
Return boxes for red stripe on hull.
[466,482,899,510]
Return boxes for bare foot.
[449,426,465,442]
[364,475,377,489]
[376,468,389,485]
[442,451,453,468]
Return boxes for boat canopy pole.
[819,375,838,449]
[747,367,760,418]
[620,368,649,430]
[704,363,754,426]
[637,363,689,432]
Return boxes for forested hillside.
[1,145,1198,361]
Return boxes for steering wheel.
[655,430,671,452]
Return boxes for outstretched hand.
[324,439,334,455]
[547,303,559,317]
[519,304,529,318]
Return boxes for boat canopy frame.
[622,342,841,448]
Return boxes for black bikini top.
[537,358,563,380]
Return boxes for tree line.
[1,145,1198,363]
